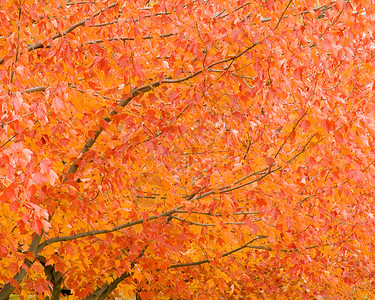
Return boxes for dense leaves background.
[1,0,375,299]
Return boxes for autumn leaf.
[1,0,375,299]
[265,157,275,167]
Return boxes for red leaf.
[158,72,164,84]
[9,200,20,212]
[265,157,275,167]
[1,183,16,203]
[31,217,43,235]
[40,158,51,174]
[36,103,47,121]
[32,172,46,185]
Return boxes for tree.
[1,0,375,298]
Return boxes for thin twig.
[169,235,268,268]
[23,87,46,93]
[274,109,308,159]
[170,215,215,226]
[28,2,119,51]
[273,0,293,30]
[2,133,19,147]
[85,33,174,44]
[11,6,22,83]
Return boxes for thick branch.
[37,256,64,300]
[37,207,182,252]
[64,80,162,179]
[85,247,147,300]
[0,234,42,299]
[96,272,131,300]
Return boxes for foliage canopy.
[1,0,375,299]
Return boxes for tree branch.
[39,163,274,252]
[85,246,147,300]
[0,234,42,299]
[85,33,175,45]
[23,87,46,93]
[175,210,259,216]
[273,0,293,30]
[37,207,182,252]
[170,215,215,226]
[274,109,308,159]
[27,2,119,51]
[169,235,268,269]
